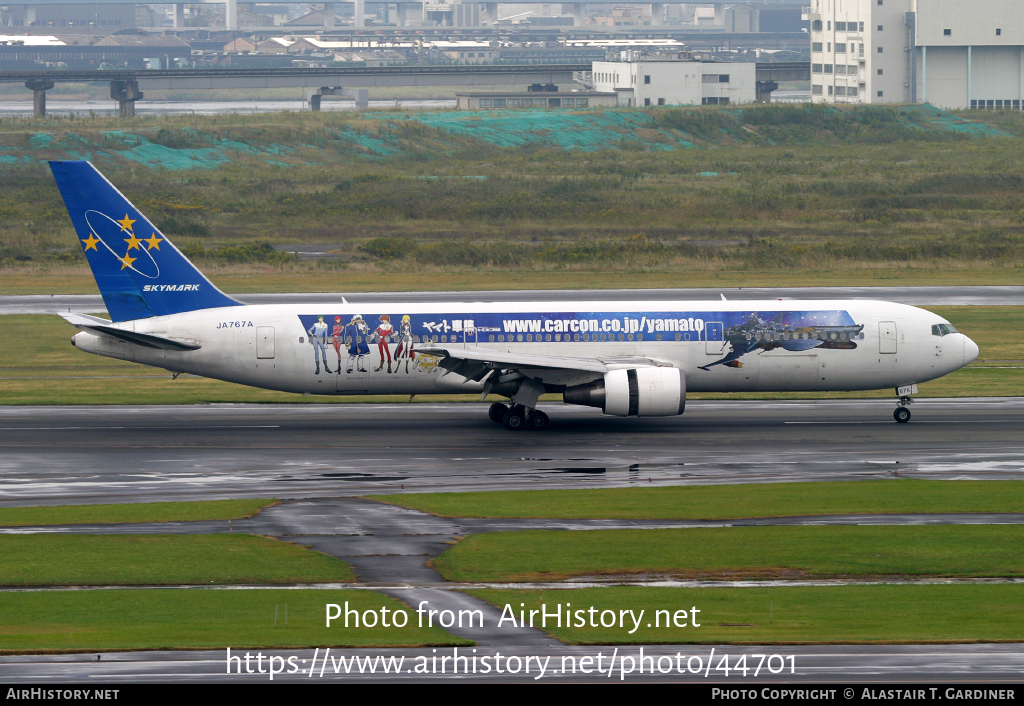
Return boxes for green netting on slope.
[398,109,693,151]
[339,129,403,156]
[903,104,1011,136]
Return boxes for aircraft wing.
[415,345,610,382]
[60,312,201,351]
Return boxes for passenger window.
[546,334,552,342]
[441,335,447,343]
[574,334,581,341]
[656,333,663,341]
[637,333,643,341]
[299,337,304,343]
[627,334,634,341]
[555,334,561,341]
[583,334,590,341]
[488,335,494,342]
[497,335,504,342]
[618,333,625,341]
[518,334,524,342]
[674,333,682,341]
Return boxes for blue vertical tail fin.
[50,160,242,322]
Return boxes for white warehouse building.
[806,0,1024,109]
[591,52,757,107]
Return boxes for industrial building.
[456,90,616,109]
[806,0,1024,109]
[590,51,756,106]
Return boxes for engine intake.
[563,368,686,417]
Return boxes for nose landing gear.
[894,395,913,423]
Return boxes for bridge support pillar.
[225,0,238,30]
[571,3,583,26]
[650,3,664,26]
[755,80,778,103]
[25,79,54,117]
[353,0,365,27]
[308,87,369,111]
[173,3,185,27]
[323,2,336,26]
[111,79,143,118]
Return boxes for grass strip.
[0,499,276,527]
[372,480,1024,520]
[467,584,1024,644]
[0,534,355,586]
[0,589,470,652]
[433,525,1024,582]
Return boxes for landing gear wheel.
[527,410,550,430]
[894,407,911,423]
[488,402,509,424]
[503,405,527,431]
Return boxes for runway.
[3,284,1023,315]
[2,399,1023,506]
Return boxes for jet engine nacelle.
[563,368,686,417]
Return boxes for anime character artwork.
[393,314,415,374]
[331,316,345,375]
[307,315,332,374]
[343,315,370,373]
[373,314,395,373]
[700,312,864,371]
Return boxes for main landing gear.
[488,402,550,431]
[893,395,913,423]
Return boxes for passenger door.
[705,321,725,355]
[879,321,897,354]
[256,326,275,359]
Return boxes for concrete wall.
[915,0,1024,48]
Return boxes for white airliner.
[52,161,979,429]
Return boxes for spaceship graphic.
[699,312,865,371]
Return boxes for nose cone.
[964,336,980,366]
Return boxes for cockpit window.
[932,323,959,336]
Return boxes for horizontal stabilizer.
[61,313,200,351]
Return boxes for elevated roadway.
[1,61,806,115]
[1,64,586,116]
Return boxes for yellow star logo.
[119,253,137,270]
[124,233,143,251]
[144,233,163,251]
[117,214,136,233]
[81,233,100,251]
